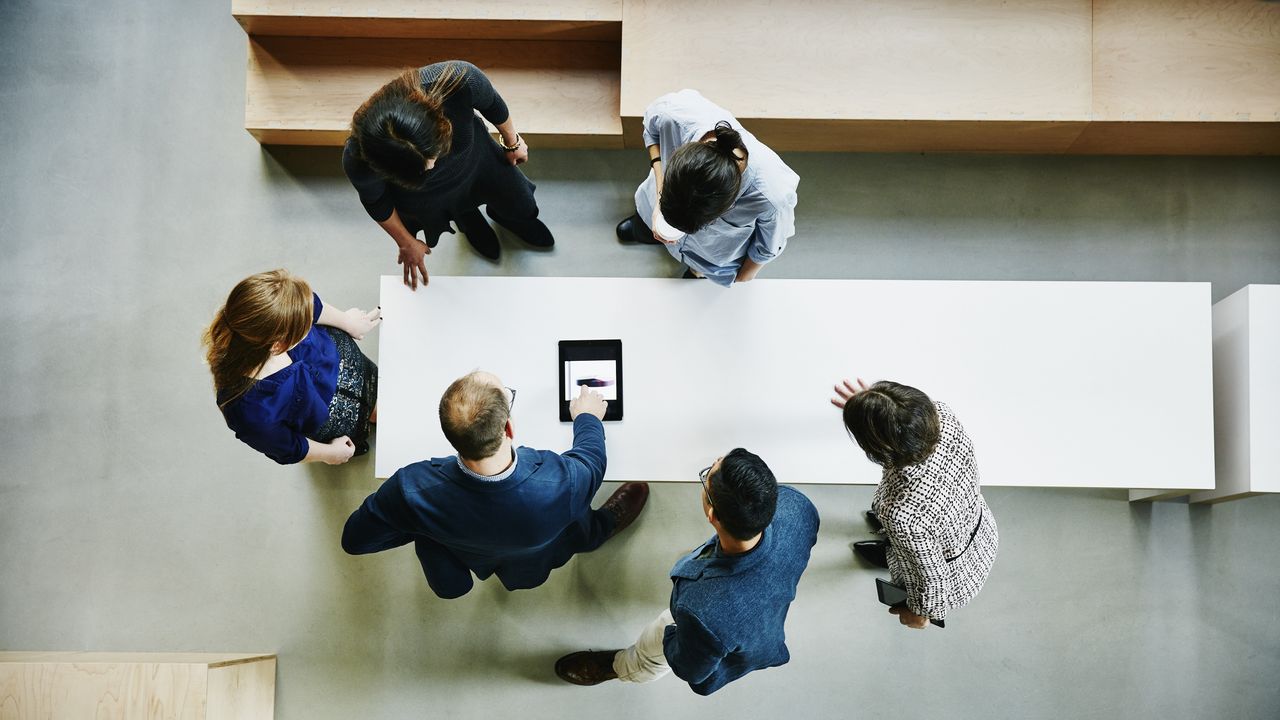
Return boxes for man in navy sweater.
[341,370,649,598]
[555,449,819,695]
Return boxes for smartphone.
[875,578,945,628]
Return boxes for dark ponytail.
[660,120,748,234]
[708,120,749,163]
[350,63,467,188]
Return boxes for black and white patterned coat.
[872,402,998,620]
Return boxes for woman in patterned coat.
[831,379,999,628]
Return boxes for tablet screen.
[559,340,623,421]
[564,359,619,401]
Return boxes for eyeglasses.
[698,465,715,508]
[505,386,517,411]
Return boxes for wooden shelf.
[233,0,621,41]
[245,36,622,147]
[234,0,1279,154]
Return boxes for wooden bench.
[235,1,623,147]
[234,0,1280,154]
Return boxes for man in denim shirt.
[555,448,819,695]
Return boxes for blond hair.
[203,269,314,408]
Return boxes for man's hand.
[569,386,608,420]
[325,436,356,465]
[341,307,382,340]
[830,377,870,409]
[397,239,430,290]
[889,605,929,629]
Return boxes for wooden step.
[233,0,621,40]
[245,36,622,147]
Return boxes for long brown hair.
[203,269,314,408]
[350,63,468,188]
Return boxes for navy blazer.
[662,485,820,695]
[343,414,609,593]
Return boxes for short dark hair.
[439,372,509,461]
[843,381,941,469]
[659,121,748,234]
[707,448,778,540]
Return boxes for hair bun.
[711,120,747,159]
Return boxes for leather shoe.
[616,214,660,245]
[853,540,890,569]
[555,650,620,686]
[601,482,649,538]
[455,208,500,261]
[865,510,885,535]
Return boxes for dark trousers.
[400,118,540,243]
[341,505,617,599]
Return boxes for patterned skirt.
[313,328,378,455]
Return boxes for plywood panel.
[233,17,620,41]
[738,119,1088,153]
[233,0,622,22]
[1067,121,1280,155]
[245,36,621,146]
[0,653,271,666]
[0,662,208,720]
[620,0,1092,120]
[1093,0,1280,122]
[206,658,276,720]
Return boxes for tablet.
[559,340,623,422]
[875,578,945,628]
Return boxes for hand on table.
[398,239,430,290]
[889,605,930,629]
[830,377,870,409]
[343,307,382,340]
[570,387,608,421]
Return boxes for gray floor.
[2,1,1280,718]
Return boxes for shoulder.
[741,139,799,209]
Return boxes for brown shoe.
[555,650,621,686]
[601,482,650,538]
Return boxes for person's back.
[342,371,648,598]
[556,448,819,695]
[667,484,819,694]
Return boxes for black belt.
[944,510,983,564]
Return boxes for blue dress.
[219,294,339,464]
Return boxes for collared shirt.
[456,449,519,482]
[662,485,819,695]
[635,89,800,287]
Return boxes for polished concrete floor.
[2,1,1279,718]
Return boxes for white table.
[376,276,1214,490]
[1186,285,1280,503]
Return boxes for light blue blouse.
[636,89,800,287]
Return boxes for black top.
[341,61,511,222]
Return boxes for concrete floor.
[2,1,1280,718]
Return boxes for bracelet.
[500,133,522,152]
[649,156,662,166]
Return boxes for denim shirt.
[663,485,820,695]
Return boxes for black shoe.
[866,510,885,535]
[852,540,889,569]
[681,268,698,279]
[455,208,500,261]
[489,212,555,248]
[616,214,660,245]
[555,650,620,686]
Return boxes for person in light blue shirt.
[615,89,800,287]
